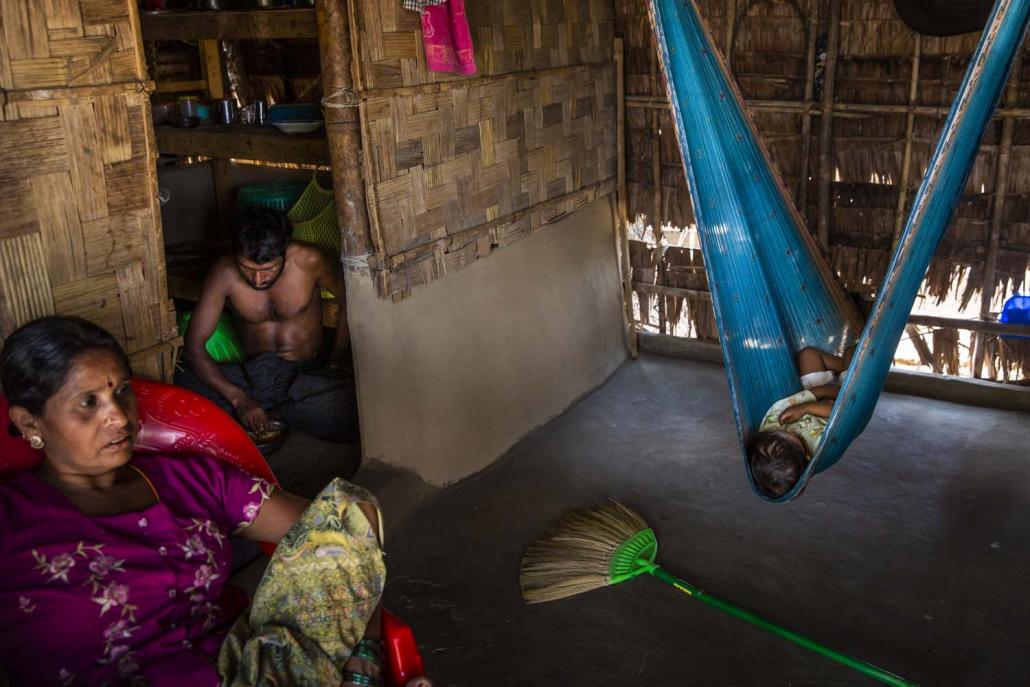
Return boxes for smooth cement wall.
[345,198,628,484]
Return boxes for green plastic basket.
[237,183,308,212]
[177,311,246,364]
[288,178,340,254]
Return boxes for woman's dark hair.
[747,430,808,499]
[1,316,131,422]
[232,206,293,263]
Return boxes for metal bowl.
[249,420,289,456]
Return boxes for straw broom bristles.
[520,500,650,604]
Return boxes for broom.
[520,500,917,687]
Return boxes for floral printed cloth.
[218,478,385,686]
[0,455,274,687]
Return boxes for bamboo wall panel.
[355,0,618,298]
[0,0,177,380]
[354,0,614,89]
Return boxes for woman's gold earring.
[28,436,44,450]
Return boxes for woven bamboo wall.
[0,0,178,380]
[352,0,618,298]
[617,0,1030,379]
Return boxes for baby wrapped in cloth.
[219,479,385,686]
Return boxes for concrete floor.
[367,354,1030,686]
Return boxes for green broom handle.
[646,565,918,687]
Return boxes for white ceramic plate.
[271,120,324,134]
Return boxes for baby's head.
[747,430,809,499]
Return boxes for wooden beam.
[899,314,1030,338]
[630,282,1030,338]
[154,79,208,94]
[199,39,225,101]
[154,124,330,165]
[139,8,317,41]
[892,35,921,247]
[625,95,1030,120]
[3,81,155,109]
[633,282,712,300]
[796,0,820,210]
[638,332,1030,412]
[649,33,665,333]
[614,37,637,358]
[724,0,736,68]
[318,0,371,258]
[816,0,842,249]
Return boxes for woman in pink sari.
[0,317,431,687]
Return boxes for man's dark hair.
[232,206,292,263]
[747,430,808,498]
[1,316,131,423]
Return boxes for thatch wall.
[352,0,618,298]
[616,0,1030,380]
[0,0,178,380]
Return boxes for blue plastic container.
[999,294,1030,340]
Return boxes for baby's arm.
[778,400,835,424]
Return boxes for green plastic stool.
[177,311,246,364]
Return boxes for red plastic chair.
[0,379,425,686]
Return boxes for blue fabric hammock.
[648,0,1030,501]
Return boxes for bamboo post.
[724,0,736,69]
[816,0,842,249]
[797,0,821,210]
[317,0,371,258]
[972,56,1023,378]
[892,35,922,247]
[650,32,666,333]
[614,37,638,358]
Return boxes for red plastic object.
[382,608,427,687]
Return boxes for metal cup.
[254,99,267,126]
[216,98,237,125]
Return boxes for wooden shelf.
[155,124,329,165]
[140,7,317,41]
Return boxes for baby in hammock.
[747,346,856,498]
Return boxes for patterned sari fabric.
[0,455,275,687]
[218,479,385,686]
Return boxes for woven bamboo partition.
[617,0,1030,380]
[351,0,618,298]
[0,0,178,380]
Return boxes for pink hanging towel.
[421,0,477,75]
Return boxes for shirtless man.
[175,206,358,444]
